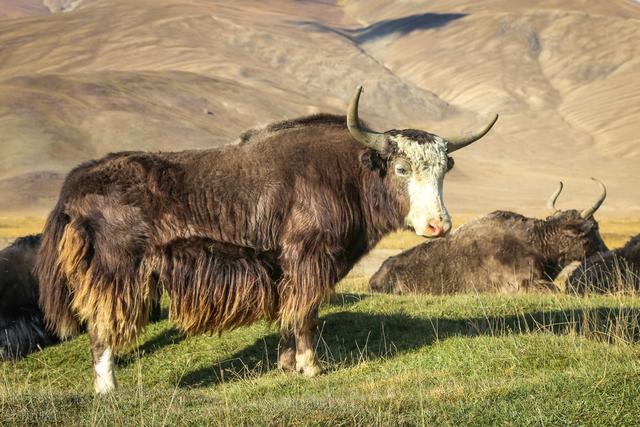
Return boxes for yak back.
[370,211,545,294]
[56,114,371,254]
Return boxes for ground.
[1,217,640,425]
[3,289,640,425]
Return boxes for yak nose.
[425,219,451,238]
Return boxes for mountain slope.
[0,0,638,215]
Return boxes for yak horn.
[546,181,564,213]
[580,178,607,219]
[446,114,499,153]
[347,85,388,152]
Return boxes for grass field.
[1,216,640,425]
[3,288,640,425]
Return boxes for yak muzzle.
[414,218,452,238]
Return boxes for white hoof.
[94,348,117,394]
[295,349,322,377]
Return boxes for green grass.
[3,278,640,425]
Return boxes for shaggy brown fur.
[369,210,608,294]
[35,113,440,358]
[0,235,58,359]
[159,237,279,335]
[566,234,640,294]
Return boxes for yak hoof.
[298,363,322,377]
[94,380,116,395]
[295,349,322,377]
[277,351,296,372]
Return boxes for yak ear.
[359,149,385,171]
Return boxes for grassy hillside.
[3,284,640,425]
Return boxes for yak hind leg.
[277,330,296,371]
[88,325,116,394]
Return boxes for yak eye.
[394,162,410,177]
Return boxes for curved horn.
[546,181,564,213]
[446,114,499,153]
[580,178,607,219]
[347,85,388,152]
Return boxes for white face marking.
[394,135,451,237]
[94,347,116,394]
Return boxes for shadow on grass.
[178,305,640,388]
[113,294,365,368]
[328,292,370,307]
[117,326,186,367]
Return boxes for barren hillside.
[0,0,638,218]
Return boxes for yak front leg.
[278,230,337,377]
[277,330,296,371]
[295,307,321,377]
[88,326,117,394]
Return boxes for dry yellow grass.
[598,217,640,249]
[0,215,44,239]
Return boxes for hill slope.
[0,0,638,216]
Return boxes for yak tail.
[35,204,82,338]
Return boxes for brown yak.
[36,86,497,393]
[370,180,608,294]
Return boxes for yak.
[1,233,162,360]
[35,86,498,393]
[0,235,58,359]
[369,179,608,294]
[564,234,640,294]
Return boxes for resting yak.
[564,234,640,294]
[0,235,58,359]
[35,86,498,393]
[369,179,608,294]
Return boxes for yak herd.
[1,87,638,393]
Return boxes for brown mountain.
[0,0,638,217]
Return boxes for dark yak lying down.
[370,180,608,294]
[565,234,640,294]
[0,235,58,359]
[0,233,162,360]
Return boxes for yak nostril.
[426,219,451,237]
[427,222,444,237]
